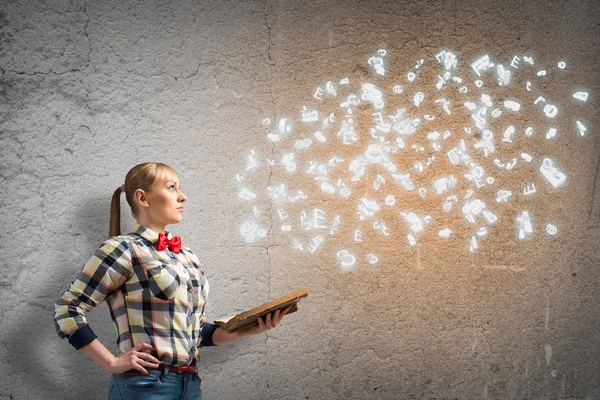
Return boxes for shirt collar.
[132,223,173,244]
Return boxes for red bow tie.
[157,233,182,254]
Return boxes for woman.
[54,162,291,399]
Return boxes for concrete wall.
[1,0,599,399]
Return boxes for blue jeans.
[106,368,204,400]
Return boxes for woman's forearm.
[212,327,252,345]
[80,338,118,372]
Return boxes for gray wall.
[1,0,599,399]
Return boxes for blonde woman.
[54,162,291,400]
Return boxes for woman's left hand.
[244,305,294,336]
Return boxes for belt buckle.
[177,365,183,373]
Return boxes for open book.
[214,289,309,333]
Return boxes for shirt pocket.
[143,259,181,301]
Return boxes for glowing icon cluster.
[235,49,590,271]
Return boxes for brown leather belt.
[146,364,198,374]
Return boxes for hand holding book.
[214,289,309,333]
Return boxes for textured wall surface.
[1,0,599,399]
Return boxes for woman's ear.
[134,188,150,209]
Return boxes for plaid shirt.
[54,224,213,366]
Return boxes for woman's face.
[143,173,187,227]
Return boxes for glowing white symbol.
[339,187,352,199]
[557,61,566,69]
[313,87,324,100]
[572,91,588,102]
[504,100,521,112]
[373,174,386,191]
[267,183,286,200]
[543,104,558,118]
[300,210,312,230]
[368,55,386,76]
[483,210,497,224]
[235,174,244,183]
[576,121,587,136]
[325,81,337,97]
[311,209,327,229]
[525,127,534,137]
[361,83,384,109]
[469,236,478,252]
[238,188,257,200]
[407,72,416,82]
[246,150,258,171]
[277,209,288,221]
[523,56,534,65]
[413,92,425,107]
[262,118,271,125]
[391,173,415,191]
[240,220,259,243]
[473,130,495,157]
[491,108,502,118]
[349,157,367,182]
[373,221,389,236]
[443,195,458,212]
[438,228,452,238]
[392,85,403,94]
[517,211,533,239]
[340,77,349,85]
[357,198,380,220]
[540,158,566,188]
[313,130,326,143]
[521,152,533,162]
[281,225,292,232]
[287,191,307,202]
[407,234,416,246]
[477,227,488,237]
[353,230,363,242]
[546,128,557,140]
[278,118,292,135]
[523,183,536,196]
[459,86,468,94]
[471,55,494,77]
[385,195,396,206]
[338,116,358,144]
[432,176,456,195]
[292,239,304,251]
[537,70,547,77]
[435,50,458,70]
[496,189,512,203]
[367,254,379,265]
[546,224,558,235]
[502,125,515,143]
[526,81,532,91]
[510,55,521,68]
[294,138,313,150]
[435,98,451,114]
[496,64,511,86]
[266,158,275,166]
[320,182,335,194]
[281,153,296,172]
[308,235,324,254]
[337,250,356,269]
[330,215,341,236]
[301,106,319,123]
[462,199,486,223]
[401,211,428,233]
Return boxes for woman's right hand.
[108,343,161,374]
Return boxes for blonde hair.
[109,162,178,237]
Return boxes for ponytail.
[108,162,178,238]
[109,187,123,237]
